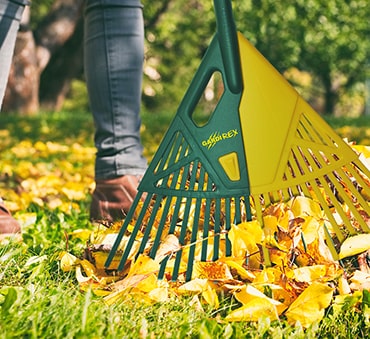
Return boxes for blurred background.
[2,0,370,118]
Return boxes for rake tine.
[108,133,180,271]
[158,255,170,280]
[157,194,185,280]
[234,196,241,224]
[156,131,183,172]
[171,164,197,281]
[149,196,173,259]
[137,194,164,255]
[323,223,340,261]
[339,165,370,212]
[200,191,212,261]
[185,166,206,280]
[157,162,192,281]
[300,113,328,145]
[116,193,153,271]
[308,178,345,243]
[158,195,184,280]
[212,198,221,261]
[186,196,203,281]
[105,191,144,268]
[225,197,232,256]
[149,166,183,260]
[328,171,370,233]
[320,175,357,234]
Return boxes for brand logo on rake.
[202,129,238,149]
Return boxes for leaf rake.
[105,0,370,281]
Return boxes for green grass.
[1,110,370,338]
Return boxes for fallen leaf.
[285,282,333,328]
[154,234,181,262]
[225,297,280,322]
[127,254,160,277]
[177,278,219,307]
[193,261,233,280]
[59,251,80,272]
[349,270,370,291]
[293,264,340,283]
[288,196,323,219]
[339,234,370,259]
[231,284,287,314]
[228,221,262,269]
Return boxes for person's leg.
[0,0,28,108]
[0,0,28,239]
[84,0,147,222]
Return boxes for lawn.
[0,110,369,338]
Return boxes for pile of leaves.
[60,144,370,328]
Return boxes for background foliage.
[6,0,370,116]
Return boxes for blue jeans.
[84,0,148,179]
[0,0,28,109]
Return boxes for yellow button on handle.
[218,152,240,181]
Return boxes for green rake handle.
[181,0,242,118]
[214,0,242,94]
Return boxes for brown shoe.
[90,175,142,223]
[0,200,21,242]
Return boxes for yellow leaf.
[339,234,370,259]
[293,265,329,283]
[177,278,219,307]
[288,196,322,219]
[128,254,159,277]
[61,182,87,200]
[233,284,267,303]
[262,215,278,237]
[193,261,233,280]
[177,278,209,294]
[337,276,351,295]
[352,144,370,158]
[91,250,122,271]
[70,229,92,241]
[349,270,370,291]
[14,212,37,227]
[136,273,159,293]
[285,282,333,328]
[111,274,154,293]
[306,235,336,264]
[148,287,168,303]
[301,216,322,244]
[154,234,181,262]
[253,267,284,285]
[59,251,80,272]
[267,284,296,307]
[189,295,204,312]
[231,284,286,315]
[90,230,141,259]
[219,258,256,281]
[103,290,127,306]
[202,285,219,308]
[80,259,97,277]
[75,266,93,284]
[228,221,262,268]
[225,297,279,322]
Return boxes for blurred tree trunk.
[2,6,39,114]
[39,17,84,110]
[2,0,84,114]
